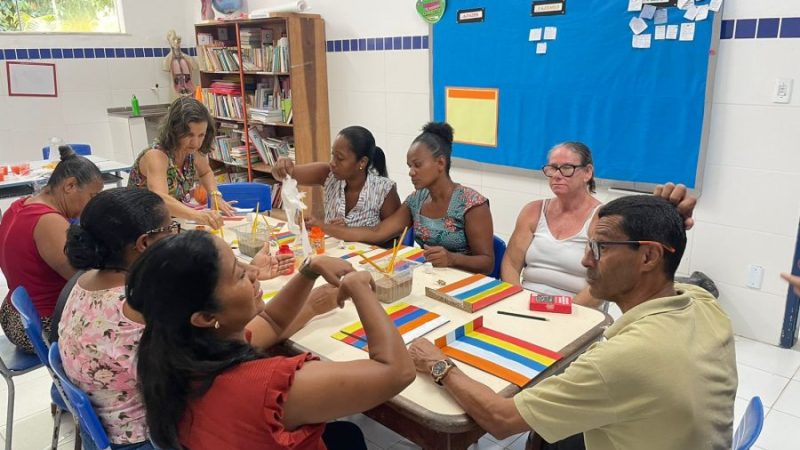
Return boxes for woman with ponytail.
[0,145,103,352]
[129,232,414,450]
[272,126,401,231]
[315,122,495,275]
[57,188,343,449]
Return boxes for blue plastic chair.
[733,396,764,450]
[402,227,415,247]
[0,329,42,450]
[11,286,73,450]
[211,182,272,212]
[491,235,507,279]
[41,144,92,160]
[49,343,112,450]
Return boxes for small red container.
[277,244,295,275]
[529,293,573,314]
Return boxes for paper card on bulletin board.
[445,87,499,147]
[6,61,58,97]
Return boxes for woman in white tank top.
[501,142,603,307]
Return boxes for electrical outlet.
[773,78,793,104]
[747,265,764,289]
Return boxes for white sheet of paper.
[654,8,668,24]
[544,26,557,40]
[677,0,693,10]
[654,25,666,40]
[680,22,696,41]
[536,42,547,55]
[666,24,679,39]
[529,28,543,41]
[640,5,656,20]
[629,17,648,35]
[632,34,652,49]
[627,0,643,12]
[683,5,698,20]
[710,0,723,12]
[695,5,709,21]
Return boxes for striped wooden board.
[425,273,523,313]
[435,317,562,387]
[332,302,449,351]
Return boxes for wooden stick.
[397,226,409,249]
[358,252,386,273]
[251,202,260,236]
[387,239,399,273]
[212,194,225,240]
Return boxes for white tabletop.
[0,156,131,189]
[220,217,610,419]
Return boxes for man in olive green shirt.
[409,192,737,450]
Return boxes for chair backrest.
[49,343,112,450]
[42,144,92,160]
[10,286,50,366]
[402,227,415,247]
[491,235,507,279]
[732,396,764,450]
[211,183,272,211]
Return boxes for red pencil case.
[529,293,573,314]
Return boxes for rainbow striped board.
[347,245,426,264]
[273,230,296,245]
[435,317,562,387]
[332,302,449,351]
[425,274,523,313]
[338,245,380,260]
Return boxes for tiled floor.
[2,334,799,450]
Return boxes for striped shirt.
[323,172,395,227]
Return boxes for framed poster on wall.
[6,61,58,97]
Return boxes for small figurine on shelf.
[200,0,216,21]
[162,30,196,97]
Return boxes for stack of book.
[239,27,275,71]
[248,128,294,166]
[272,37,290,73]
[199,46,241,72]
[203,80,244,120]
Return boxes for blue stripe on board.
[391,307,428,328]
[454,279,503,301]
[459,335,548,372]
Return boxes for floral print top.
[58,283,146,445]
[127,145,197,203]
[403,185,488,254]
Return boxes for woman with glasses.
[56,188,323,449]
[500,142,603,307]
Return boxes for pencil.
[358,252,386,273]
[340,330,368,343]
[497,311,549,322]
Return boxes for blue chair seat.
[211,182,272,211]
[733,396,764,450]
[0,336,41,373]
[491,235,507,279]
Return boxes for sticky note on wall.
[445,87,499,147]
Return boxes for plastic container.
[364,257,421,303]
[234,220,271,258]
[11,163,31,175]
[277,244,295,274]
[309,226,325,255]
[131,95,141,117]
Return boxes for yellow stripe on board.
[469,331,557,367]
[464,283,509,304]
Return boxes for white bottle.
[48,136,63,161]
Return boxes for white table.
[0,156,131,191]
[228,218,612,449]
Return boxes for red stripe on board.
[477,327,563,360]
[469,285,523,311]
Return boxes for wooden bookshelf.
[196,13,330,216]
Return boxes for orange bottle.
[310,226,325,255]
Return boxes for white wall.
[0,0,197,162]
[244,0,800,345]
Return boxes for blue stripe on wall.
[0,47,198,60]
[721,16,800,40]
[326,34,429,53]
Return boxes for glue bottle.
[309,226,325,255]
[277,244,295,274]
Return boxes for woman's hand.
[307,284,344,314]
[304,215,323,229]
[423,245,454,268]
[252,244,295,279]
[338,271,376,304]
[194,210,223,229]
[272,157,295,180]
[308,256,356,286]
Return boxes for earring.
[214,321,220,329]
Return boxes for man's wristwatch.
[299,257,320,280]
[431,358,456,385]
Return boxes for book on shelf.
[273,37,290,73]
[247,127,294,166]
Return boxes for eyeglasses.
[585,240,676,261]
[145,220,181,236]
[542,164,586,177]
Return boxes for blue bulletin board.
[432,1,721,188]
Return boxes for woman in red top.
[0,146,103,352]
[127,232,416,450]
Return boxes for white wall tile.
[54,59,111,94]
[109,59,161,91]
[690,223,796,296]
[479,186,527,237]
[482,164,547,197]
[450,161,483,187]
[714,40,800,107]
[0,63,7,97]
[386,93,430,136]
[5,96,63,131]
[338,51,386,93]
[722,0,800,19]
[60,91,113,125]
[326,53,347,93]
[694,164,799,237]
[705,104,800,171]
[60,123,114,159]
[345,91,387,135]
[385,51,431,95]
[717,282,786,345]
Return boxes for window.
[0,0,123,33]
